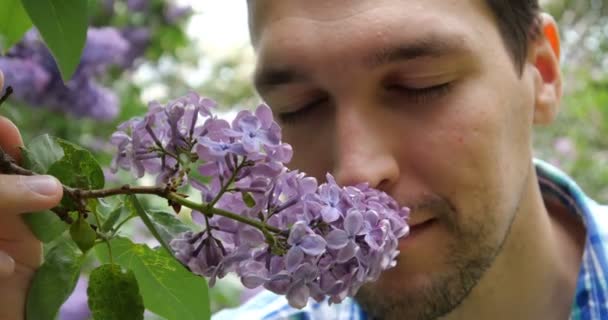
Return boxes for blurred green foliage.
[534,0,608,202]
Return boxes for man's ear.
[532,13,563,125]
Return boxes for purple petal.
[238,227,265,246]
[255,104,274,128]
[265,275,291,295]
[222,249,251,268]
[325,173,337,186]
[364,228,385,250]
[363,210,379,229]
[320,273,345,295]
[239,115,261,133]
[337,241,357,263]
[299,177,318,195]
[299,235,326,256]
[286,246,304,272]
[241,274,266,289]
[321,206,340,223]
[269,256,285,275]
[286,281,310,309]
[344,209,363,236]
[293,263,317,282]
[325,230,349,250]
[197,162,219,176]
[288,222,309,245]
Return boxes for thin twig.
[0,146,283,235]
[0,86,13,106]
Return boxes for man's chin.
[354,225,498,320]
[355,267,468,320]
[360,263,443,303]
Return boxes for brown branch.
[0,86,12,106]
[0,146,285,235]
[0,146,74,223]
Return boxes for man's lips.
[399,218,438,247]
[409,218,436,232]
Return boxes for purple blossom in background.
[163,4,193,24]
[0,57,50,102]
[109,94,411,309]
[127,0,149,12]
[59,276,91,320]
[3,28,128,120]
[120,27,151,68]
[80,27,130,75]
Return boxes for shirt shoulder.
[534,159,608,319]
[211,290,366,320]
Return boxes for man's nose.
[331,104,399,191]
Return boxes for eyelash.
[277,97,327,124]
[277,82,453,124]
[387,82,453,104]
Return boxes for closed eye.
[277,96,329,124]
[386,82,453,104]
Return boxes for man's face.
[249,0,540,318]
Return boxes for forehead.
[248,0,494,44]
[248,0,499,72]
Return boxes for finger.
[0,251,15,277]
[0,175,63,213]
[0,116,24,163]
[0,69,4,91]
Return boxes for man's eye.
[277,96,328,124]
[386,82,453,104]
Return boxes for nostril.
[376,178,392,192]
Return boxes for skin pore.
[247,1,585,319]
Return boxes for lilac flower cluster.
[110,94,410,308]
[2,28,131,120]
[110,92,216,184]
[236,176,409,309]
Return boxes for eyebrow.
[254,34,470,91]
[254,67,309,92]
[364,34,470,67]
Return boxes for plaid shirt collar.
[534,159,608,320]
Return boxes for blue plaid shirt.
[213,159,608,320]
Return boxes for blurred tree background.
[0,0,606,319]
[0,1,256,318]
[535,0,608,202]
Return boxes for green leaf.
[125,195,173,255]
[96,238,210,320]
[20,134,64,174]
[70,217,96,253]
[48,139,104,190]
[147,210,191,245]
[21,0,88,80]
[21,135,104,242]
[47,139,105,210]
[0,0,32,52]
[88,264,145,320]
[22,211,68,243]
[26,240,84,320]
[101,206,126,233]
[241,192,256,208]
[21,135,69,242]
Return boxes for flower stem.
[165,191,282,235]
[0,147,284,238]
[0,86,13,106]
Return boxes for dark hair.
[484,0,542,74]
[248,0,542,74]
